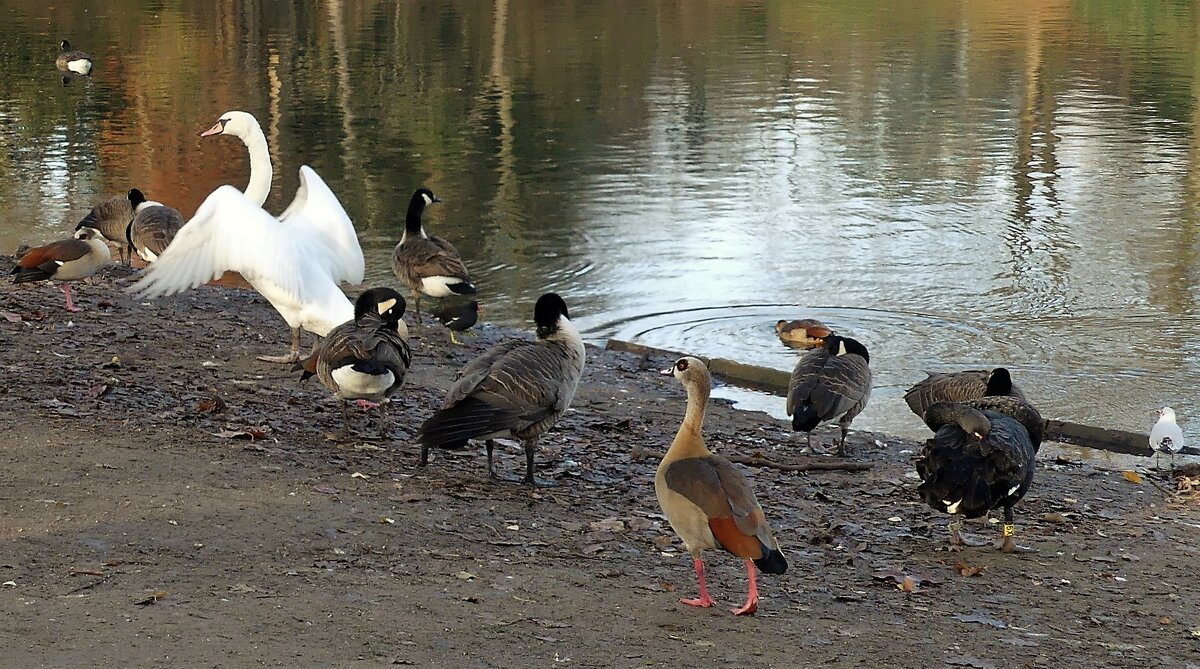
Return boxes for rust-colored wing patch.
[707,516,763,560]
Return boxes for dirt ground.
[1,260,1198,669]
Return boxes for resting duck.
[434,300,482,344]
[775,318,832,349]
[297,288,412,436]
[904,368,1025,419]
[916,398,1041,552]
[11,227,111,312]
[391,189,477,321]
[416,293,584,486]
[56,40,92,75]
[786,334,872,455]
[656,356,787,615]
[126,188,185,263]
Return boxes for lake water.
[3,0,1199,441]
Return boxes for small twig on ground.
[630,445,871,472]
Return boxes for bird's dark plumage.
[416,293,584,485]
[786,334,872,455]
[904,368,1025,419]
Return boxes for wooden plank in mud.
[605,337,1162,458]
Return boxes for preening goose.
[916,400,1038,552]
[129,186,355,362]
[775,318,832,349]
[656,357,787,616]
[12,227,110,312]
[125,188,185,263]
[76,194,134,265]
[904,368,1025,419]
[56,40,92,75]
[786,334,872,455]
[391,188,477,321]
[434,300,482,344]
[1150,406,1184,470]
[416,293,584,486]
[297,287,412,436]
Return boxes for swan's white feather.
[278,166,365,285]
[130,186,353,336]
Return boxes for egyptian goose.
[904,368,1025,419]
[391,188,477,321]
[656,357,788,615]
[916,399,1039,552]
[56,40,92,75]
[125,188,185,263]
[434,300,482,344]
[297,287,412,436]
[786,334,872,455]
[1150,407,1184,470]
[76,194,134,265]
[416,293,584,486]
[775,318,831,349]
[11,227,111,312]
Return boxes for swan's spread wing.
[278,166,365,285]
[131,186,307,298]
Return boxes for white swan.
[131,111,365,363]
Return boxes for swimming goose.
[297,287,412,436]
[656,357,788,616]
[786,334,872,455]
[434,300,483,344]
[56,40,92,75]
[130,186,355,363]
[775,318,832,349]
[416,293,584,486]
[916,401,1037,553]
[76,194,134,265]
[904,368,1025,419]
[391,188,477,321]
[12,227,111,312]
[1150,406,1184,470]
[125,188,185,263]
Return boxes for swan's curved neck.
[238,125,273,207]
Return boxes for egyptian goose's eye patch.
[676,359,689,372]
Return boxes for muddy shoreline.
[1,260,1198,668]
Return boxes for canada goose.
[434,300,482,344]
[130,186,355,363]
[391,189,477,321]
[76,194,135,265]
[125,189,185,263]
[11,227,111,312]
[416,293,584,486]
[904,368,1025,419]
[916,401,1037,553]
[775,318,832,349]
[786,334,872,455]
[297,287,412,436]
[1150,407,1184,470]
[656,357,787,616]
[56,40,92,75]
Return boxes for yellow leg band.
[1003,523,1015,537]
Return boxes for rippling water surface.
[3,1,1199,439]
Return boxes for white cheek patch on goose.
[421,193,433,206]
[944,499,961,513]
[1006,485,1020,497]
[837,341,847,356]
[376,298,398,315]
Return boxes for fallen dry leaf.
[955,562,987,577]
[589,518,625,532]
[196,396,227,414]
[660,581,676,592]
[134,591,167,606]
[1123,470,1143,484]
[0,311,21,323]
[898,576,918,593]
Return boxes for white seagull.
[1149,406,1184,470]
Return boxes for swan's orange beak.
[199,121,224,138]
